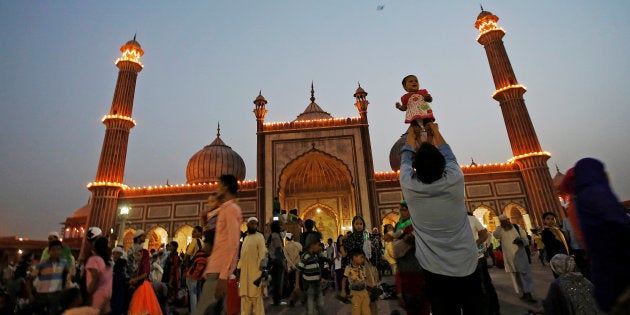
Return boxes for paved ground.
[263,258,554,315]
[182,257,554,314]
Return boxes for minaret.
[253,91,268,223]
[475,11,562,224]
[354,84,379,226]
[85,37,144,241]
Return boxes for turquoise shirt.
[399,143,477,277]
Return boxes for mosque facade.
[63,11,563,251]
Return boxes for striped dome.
[186,128,245,184]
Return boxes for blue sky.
[1,1,629,239]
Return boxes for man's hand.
[215,278,227,299]
[425,122,445,147]
[395,102,407,111]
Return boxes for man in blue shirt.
[399,123,485,314]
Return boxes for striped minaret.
[84,37,144,246]
[475,11,562,225]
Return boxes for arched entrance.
[122,228,135,252]
[473,206,498,232]
[382,211,400,230]
[147,226,168,252]
[174,225,194,254]
[504,204,532,232]
[301,204,339,243]
[278,150,354,240]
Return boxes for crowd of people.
[1,123,629,314]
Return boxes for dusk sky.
[1,1,628,240]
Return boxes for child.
[85,237,113,314]
[296,232,326,315]
[32,240,70,314]
[340,250,371,315]
[395,75,435,141]
[110,256,128,315]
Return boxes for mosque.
[62,10,564,252]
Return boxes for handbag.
[365,262,382,302]
[128,280,163,315]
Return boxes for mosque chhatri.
[62,11,563,252]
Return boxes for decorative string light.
[263,117,362,131]
[121,180,258,193]
[116,49,143,67]
[492,84,526,98]
[87,181,129,189]
[102,114,137,126]
[476,20,505,41]
[508,151,551,163]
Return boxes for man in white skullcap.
[236,217,267,314]
[493,214,536,303]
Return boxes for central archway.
[278,149,354,239]
[301,203,339,242]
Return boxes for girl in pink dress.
[86,237,113,314]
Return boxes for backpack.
[186,251,209,281]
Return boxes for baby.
[395,75,435,141]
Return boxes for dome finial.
[555,164,560,173]
[133,33,137,41]
[480,4,483,11]
[310,81,316,103]
[217,122,221,138]
[358,81,361,88]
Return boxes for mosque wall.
[262,126,373,225]
[114,188,257,243]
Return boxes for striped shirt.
[298,251,321,281]
[34,259,68,293]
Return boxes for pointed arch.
[502,203,532,232]
[473,205,498,232]
[301,203,340,243]
[174,225,194,253]
[147,226,168,252]
[278,148,354,197]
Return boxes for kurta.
[237,232,267,297]
[204,199,243,280]
[493,225,529,273]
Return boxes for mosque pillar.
[354,85,379,228]
[253,92,268,224]
[83,37,143,259]
[475,11,562,226]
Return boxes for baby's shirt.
[401,89,429,105]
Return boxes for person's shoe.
[520,293,537,303]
